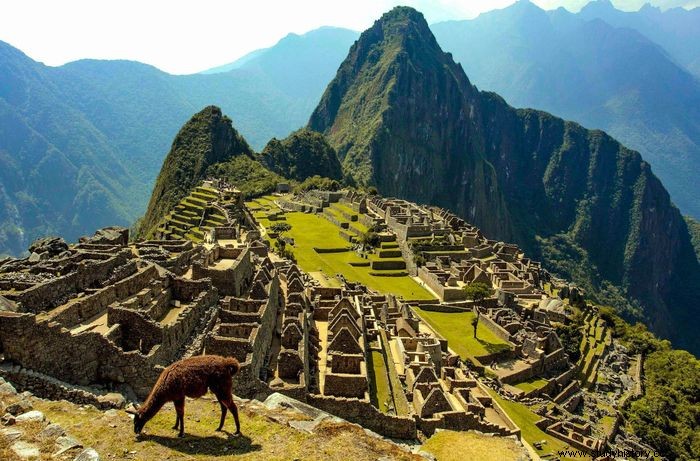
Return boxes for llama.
[127,355,241,437]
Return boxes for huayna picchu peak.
[1,4,699,461]
[309,6,700,356]
[138,106,254,238]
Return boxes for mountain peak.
[308,6,463,156]
[581,0,618,14]
[370,6,435,46]
[138,106,252,237]
[377,5,426,24]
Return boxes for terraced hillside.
[152,185,228,242]
[578,312,612,388]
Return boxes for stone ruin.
[0,184,643,453]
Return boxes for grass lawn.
[259,211,434,300]
[367,349,392,413]
[486,390,581,460]
[512,377,549,393]
[413,308,511,359]
[421,430,525,461]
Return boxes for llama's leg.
[172,403,181,431]
[216,401,227,432]
[174,398,185,438]
[221,397,241,435]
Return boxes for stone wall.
[324,373,367,398]
[14,251,133,313]
[48,263,157,328]
[0,364,125,409]
[479,313,514,343]
[370,260,406,271]
[212,227,237,240]
[206,276,280,384]
[191,248,253,297]
[306,394,416,439]
[416,410,519,437]
[0,311,163,398]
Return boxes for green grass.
[31,393,419,461]
[422,430,526,461]
[486,390,577,460]
[255,211,433,300]
[512,377,549,393]
[600,414,617,436]
[413,308,511,359]
[331,202,359,217]
[367,350,392,413]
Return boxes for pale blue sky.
[0,0,697,74]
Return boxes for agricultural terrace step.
[330,204,358,221]
[349,261,371,267]
[175,214,199,225]
[181,202,205,213]
[185,233,201,243]
[195,185,219,193]
[371,260,406,270]
[191,192,217,202]
[169,217,192,228]
[369,271,409,277]
[185,196,208,207]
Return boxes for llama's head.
[133,412,145,435]
[126,404,144,435]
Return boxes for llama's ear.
[125,404,139,415]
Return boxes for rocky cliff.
[309,6,700,354]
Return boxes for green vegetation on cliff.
[138,106,253,237]
[260,128,343,181]
[309,6,700,355]
[598,307,700,461]
[685,216,700,261]
[431,1,700,219]
[207,155,284,199]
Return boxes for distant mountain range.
[1,0,699,257]
[431,0,700,221]
[0,28,357,255]
[578,0,700,78]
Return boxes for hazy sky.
[0,0,698,74]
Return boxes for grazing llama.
[127,355,241,437]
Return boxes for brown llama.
[126,355,241,438]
